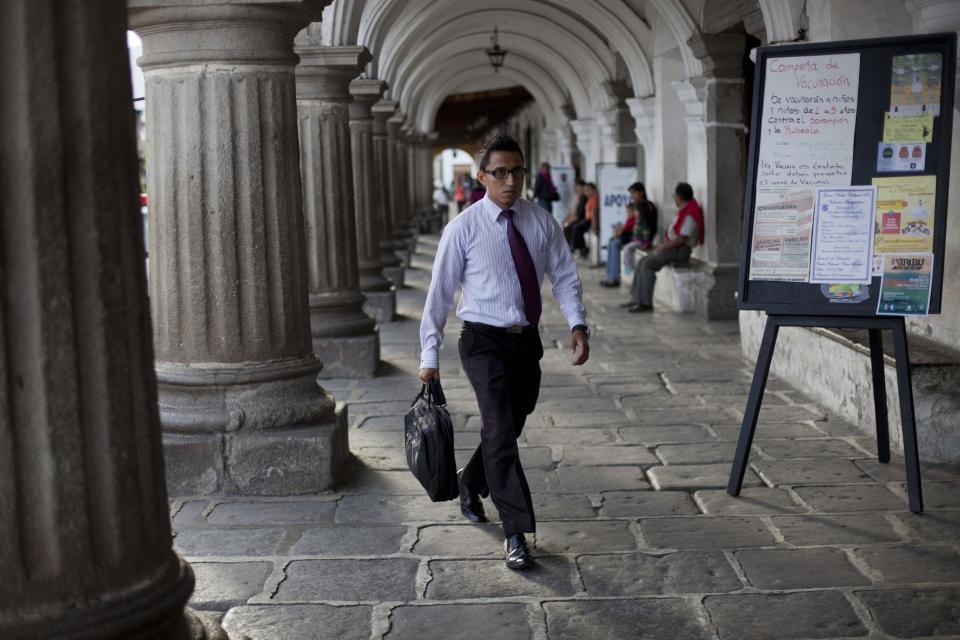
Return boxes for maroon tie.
[502,209,542,326]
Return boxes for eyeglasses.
[482,167,528,180]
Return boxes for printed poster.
[877,254,934,316]
[596,165,639,262]
[872,175,936,256]
[876,142,926,172]
[890,53,942,117]
[809,186,877,284]
[756,54,860,188]
[749,187,814,282]
[883,113,934,143]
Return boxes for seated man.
[622,182,703,312]
[600,202,637,287]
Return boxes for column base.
[384,266,405,289]
[164,404,349,496]
[704,263,739,321]
[362,288,396,322]
[156,356,334,433]
[314,332,380,378]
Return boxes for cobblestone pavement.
[171,235,960,640]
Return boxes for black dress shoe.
[599,279,620,287]
[504,534,534,570]
[457,469,487,523]
[628,303,654,313]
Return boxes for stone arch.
[757,0,805,43]
[347,0,656,97]
[411,57,567,132]
[646,0,704,78]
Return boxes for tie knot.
[501,209,515,222]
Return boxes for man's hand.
[570,330,589,366]
[419,368,440,384]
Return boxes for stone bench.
[626,252,713,316]
[740,310,960,465]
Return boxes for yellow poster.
[872,175,936,255]
[883,113,934,143]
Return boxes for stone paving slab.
[425,557,579,599]
[708,422,826,440]
[755,438,868,459]
[174,529,286,557]
[385,603,532,640]
[735,547,871,589]
[558,444,659,467]
[704,591,868,639]
[772,513,904,546]
[855,588,960,638]
[550,466,649,492]
[891,510,960,542]
[853,544,960,584]
[619,425,716,445]
[791,484,907,512]
[535,520,637,554]
[752,458,876,486]
[543,598,713,640]
[577,550,742,595]
[654,441,740,465]
[693,488,806,515]
[289,525,409,556]
[274,558,420,602]
[222,604,372,640]
[640,516,778,549]
[205,501,338,526]
[647,462,764,491]
[190,562,273,611]
[598,490,701,517]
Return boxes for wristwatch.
[572,324,590,338]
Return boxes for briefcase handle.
[414,378,447,407]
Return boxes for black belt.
[462,320,537,335]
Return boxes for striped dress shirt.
[419,194,587,369]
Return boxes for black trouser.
[570,218,591,256]
[458,321,542,537]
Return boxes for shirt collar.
[482,192,521,220]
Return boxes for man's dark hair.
[675,182,694,202]
[587,182,597,189]
[574,178,586,187]
[478,135,524,170]
[628,182,646,194]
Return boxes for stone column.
[627,95,657,188]
[295,42,379,377]
[676,32,750,321]
[350,78,396,322]
[388,112,414,260]
[372,99,404,288]
[0,3,235,637]
[130,1,346,495]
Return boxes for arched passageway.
[4,1,960,637]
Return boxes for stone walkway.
[171,235,960,640]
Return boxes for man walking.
[419,134,589,570]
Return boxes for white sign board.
[550,165,577,227]
[750,53,861,283]
[809,186,877,284]
[597,165,638,262]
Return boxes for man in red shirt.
[623,182,703,312]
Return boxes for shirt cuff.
[419,350,440,370]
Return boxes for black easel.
[726,314,923,513]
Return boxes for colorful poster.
[877,254,934,315]
[883,113,934,143]
[890,53,942,117]
[876,142,926,172]
[872,175,936,255]
[749,187,814,281]
[809,186,877,284]
[756,54,860,188]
